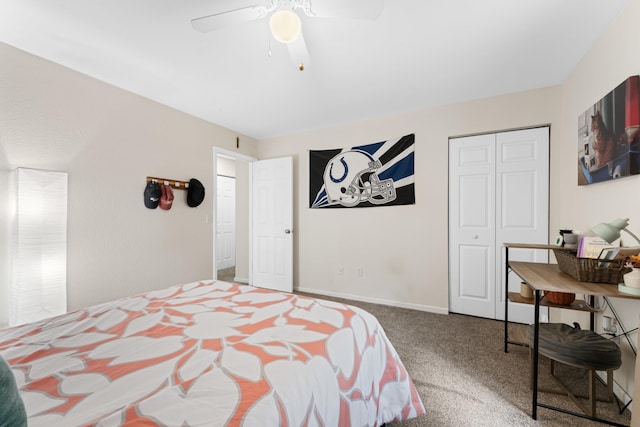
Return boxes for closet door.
[449,127,549,322]
[495,127,549,322]
[216,175,236,270]
[449,134,496,318]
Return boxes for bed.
[0,280,425,426]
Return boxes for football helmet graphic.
[323,150,396,207]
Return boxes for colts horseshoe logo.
[329,157,349,183]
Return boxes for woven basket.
[543,291,576,305]
[553,249,631,284]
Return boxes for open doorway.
[213,148,256,284]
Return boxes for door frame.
[212,147,257,282]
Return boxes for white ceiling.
[0,0,630,139]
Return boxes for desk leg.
[589,295,595,331]
[504,247,510,353]
[532,289,540,419]
[632,315,640,427]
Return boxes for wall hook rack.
[146,176,190,190]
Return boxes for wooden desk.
[510,261,640,298]
[504,243,640,426]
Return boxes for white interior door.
[216,175,236,270]
[495,127,549,323]
[449,134,496,318]
[449,127,549,323]
[252,157,293,293]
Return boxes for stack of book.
[577,236,620,259]
[576,236,640,267]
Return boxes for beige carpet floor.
[298,293,632,427]
[217,266,235,282]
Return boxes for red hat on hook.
[159,184,174,210]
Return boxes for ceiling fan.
[191,0,384,71]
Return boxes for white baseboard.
[294,286,448,315]
[233,276,249,284]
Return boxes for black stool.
[526,323,621,417]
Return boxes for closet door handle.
[472,235,479,239]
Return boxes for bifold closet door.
[494,128,549,322]
[449,133,497,319]
[449,127,549,322]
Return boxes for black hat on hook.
[187,178,205,207]
[144,181,162,209]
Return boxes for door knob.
[473,235,479,239]
[285,229,291,234]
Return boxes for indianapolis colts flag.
[310,134,415,208]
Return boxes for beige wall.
[552,0,640,405]
[0,42,258,325]
[258,86,562,312]
[217,156,236,178]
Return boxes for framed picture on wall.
[578,75,640,185]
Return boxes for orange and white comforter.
[0,280,425,426]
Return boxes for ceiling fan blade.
[287,32,310,70]
[191,5,268,33]
[305,0,384,19]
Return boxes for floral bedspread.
[0,280,425,426]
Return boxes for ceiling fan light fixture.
[269,9,301,43]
